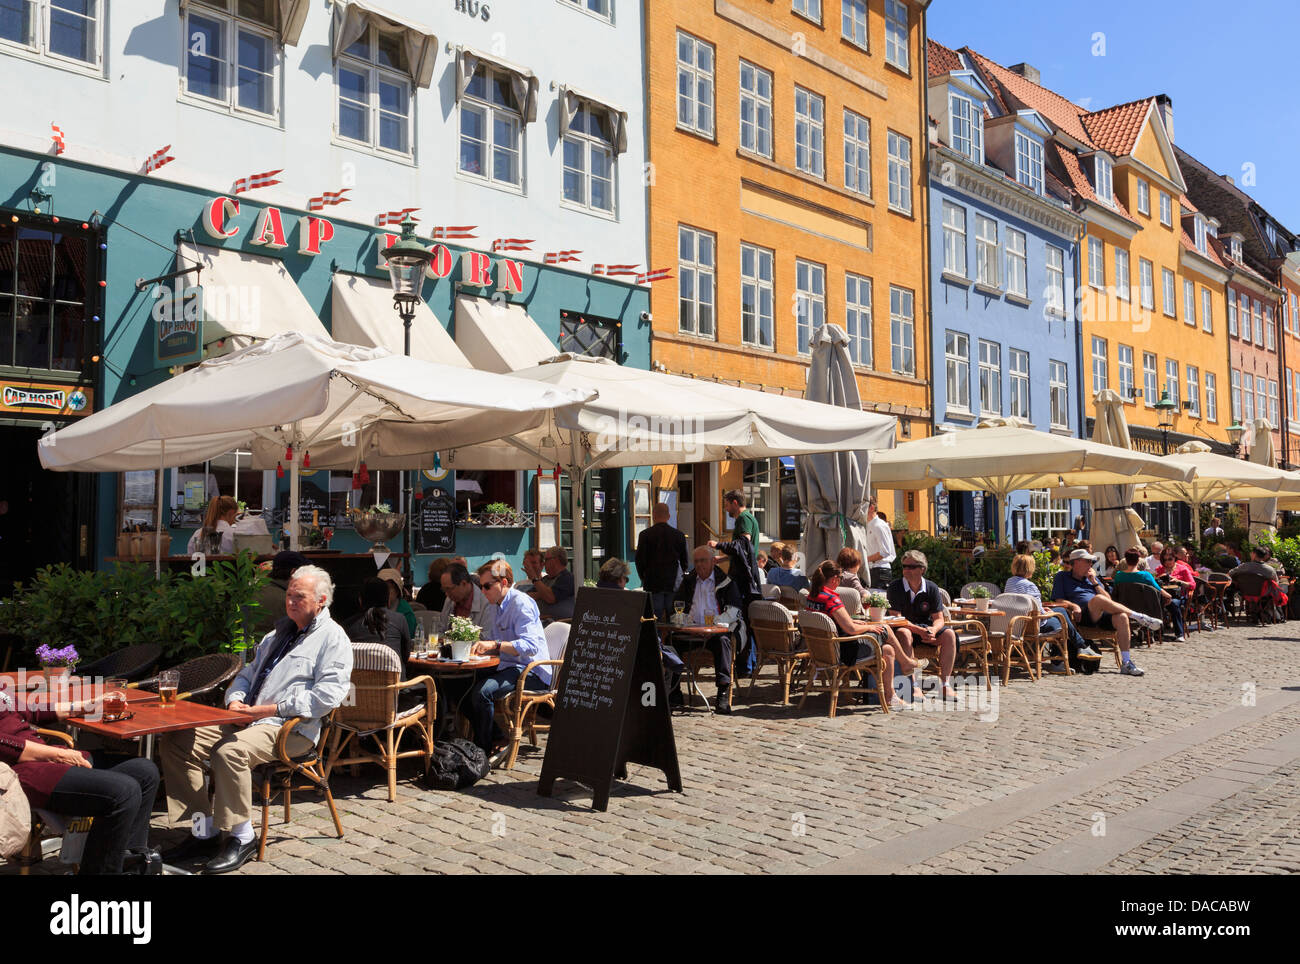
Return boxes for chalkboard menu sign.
[296,477,330,524]
[538,588,681,811]
[780,477,802,540]
[415,487,456,553]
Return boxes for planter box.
[117,531,172,562]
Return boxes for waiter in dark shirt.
[886,549,958,702]
[635,502,689,620]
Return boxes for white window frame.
[1183,278,1196,325]
[841,0,867,48]
[887,130,912,215]
[738,60,773,159]
[338,22,414,158]
[1009,349,1030,419]
[975,215,999,288]
[1186,365,1200,417]
[1231,370,1242,424]
[843,109,871,197]
[1206,371,1218,423]
[795,259,826,355]
[946,331,971,413]
[1269,379,1280,429]
[1242,372,1254,423]
[1231,237,1243,262]
[1091,336,1108,395]
[0,0,104,73]
[1006,229,1027,298]
[562,104,616,215]
[559,0,612,22]
[1094,154,1113,205]
[890,285,915,376]
[949,92,983,164]
[794,86,825,178]
[1165,359,1179,407]
[1265,305,1276,349]
[1162,267,1176,317]
[1046,244,1065,315]
[793,0,823,22]
[740,243,774,349]
[1253,298,1264,345]
[678,224,716,338]
[1117,344,1135,401]
[1049,360,1069,429]
[676,31,715,138]
[1139,258,1154,310]
[1228,291,1239,336]
[942,202,967,278]
[1014,130,1044,195]
[1202,287,1214,334]
[1256,376,1267,426]
[1143,352,1158,408]
[1114,248,1130,301]
[1088,236,1105,290]
[845,273,872,367]
[1136,179,1150,216]
[184,0,279,120]
[884,0,909,71]
[1159,191,1172,227]
[1029,489,1070,540]
[977,339,999,415]
[1194,215,1208,255]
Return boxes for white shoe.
[1174,635,1187,642]
[1120,661,1145,677]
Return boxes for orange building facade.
[644,0,933,550]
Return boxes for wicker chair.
[835,586,863,617]
[324,643,435,801]
[760,584,782,600]
[745,600,808,705]
[1110,582,1165,646]
[494,621,569,769]
[934,587,993,691]
[987,593,1039,684]
[796,610,889,717]
[77,643,163,683]
[776,585,806,613]
[255,713,344,862]
[134,653,243,704]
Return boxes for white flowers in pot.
[866,592,889,621]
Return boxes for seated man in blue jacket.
[671,546,743,714]
[159,565,353,874]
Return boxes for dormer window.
[1014,129,1044,195]
[1194,215,1208,255]
[1231,238,1243,262]
[1094,154,1113,205]
[1266,221,1278,249]
[949,93,983,164]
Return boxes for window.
[950,93,983,163]
[1029,490,1070,540]
[1045,244,1065,315]
[1091,336,1108,395]
[1265,305,1276,349]
[742,460,773,537]
[1291,294,1298,335]
[1241,372,1254,422]
[1165,359,1179,407]
[1143,352,1158,408]
[738,61,773,158]
[884,0,909,71]
[561,0,611,20]
[977,340,999,415]
[0,218,92,371]
[185,0,276,117]
[795,259,825,355]
[1202,287,1213,333]
[1159,191,1172,227]
[887,131,912,215]
[1006,229,1027,298]
[793,0,822,21]
[1117,345,1135,401]
[1241,293,1251,340]
[1231,370,1242,424]
[1228,290,1239,336]
[740,244,774,349]
[678,225,715,337]
[1268,380,1278,429]
[1015,130,1044,195]
[843,109,871,196]
[558,312,619,358]
[1088,237,1105,289]
[1184,279,1195,325]
[1136,179,1150,216]
[1009,349,1030,419]
[1266,220,1278,250]
[1253,299,1264,345]
[975,215,999,288]
[890,285,914,375]
[562,105,615,213]
[1114,248,1130,301]
[1162,268,1175,317]
[1,0,101,68]
[941,202,967,277]
[1251,373,1263,424]
[339,21,412,154]
[676,31,714,137]
[1139,259,1154,311]
[1094,154,1113,204]
[1186,366,1200,417]
[1294,370,1300,422]
[794,86,825,177]
[842,0,867,47]
[1206,371,1217,422]
[1049,360,1069,429]
[1230,237,1243,262]
[946,331,971,412]
[844,273,872,366]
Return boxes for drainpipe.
[917,3,934,532]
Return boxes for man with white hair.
[159,564,353,873]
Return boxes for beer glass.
[158,670,180,706]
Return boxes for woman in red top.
[0,684,158,874]
[1155,547,1196,596]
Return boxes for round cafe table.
[406,655,500,738]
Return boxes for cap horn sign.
[199,197,333,257]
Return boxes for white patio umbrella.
[1137,439,1300,505]
[1087,390,1147,555]
[871,423,1197,544]
[298,353,897,581]
[38,333,594,567]
[795,325,873,573]
[1247,418,1279,541]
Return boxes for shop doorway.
[0,424,96,593]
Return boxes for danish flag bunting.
[543,250,583,265]
[375,207,420,227]
[431,225,477,240]
[232,169,283,194]
[50,124,66,155]
[491,238,534,253]
[307,188,351,212]
[593,264,640,277]
[636,268,674,285]
[144,145,175,174]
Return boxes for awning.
[455,46,539,123]
[331,273,470,367]
[179,0,310,46]
[332,0,437,88]
[559,85,629,155]
[454,295,558,373]
[177,242,330,349]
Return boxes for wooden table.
[407,656,500,739]
[67,699,264,742]
[656,623,735,713]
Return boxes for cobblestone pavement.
[9,623,1299,875]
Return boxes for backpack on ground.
[0,762,32,860]
[422,738,489,790]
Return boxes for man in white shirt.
[1143,540,1164,573]
[864,498,896,589]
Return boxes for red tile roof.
[1051,143,1138,224]
[967,49,1095,146]
[928,39,963,78]
[1182,230,1227,269]
[1179,193,1199,214]
[1080,98,1154,157]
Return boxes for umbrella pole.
[570,466,585,585]
[155,441,165,579]
[289,446,300,551]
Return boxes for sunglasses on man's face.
[902,564,923,570]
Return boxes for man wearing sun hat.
[1050,548,1158,677]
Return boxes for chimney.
[1008,62,1040,85]
[1156,93,1174,142]
[1223,174,1235,186]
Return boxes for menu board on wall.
[415,487,456,553]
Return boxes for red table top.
[657,623,733,636]
[407,656,500,673]
[68,700,266,740]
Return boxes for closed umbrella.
[1247,418,1279,542]
[1087,389,1147,556]
[795,325,873,575]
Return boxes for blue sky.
[929,0,1300,232]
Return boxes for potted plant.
[484,502,520,526]
[444,615,482,661]
[970,585,992,612]
[35,643,79,677]
[866,591,889,622]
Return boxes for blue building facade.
[926,48,1086,544]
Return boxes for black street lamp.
[1153,388,1180,537]
[383,217,433,585]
